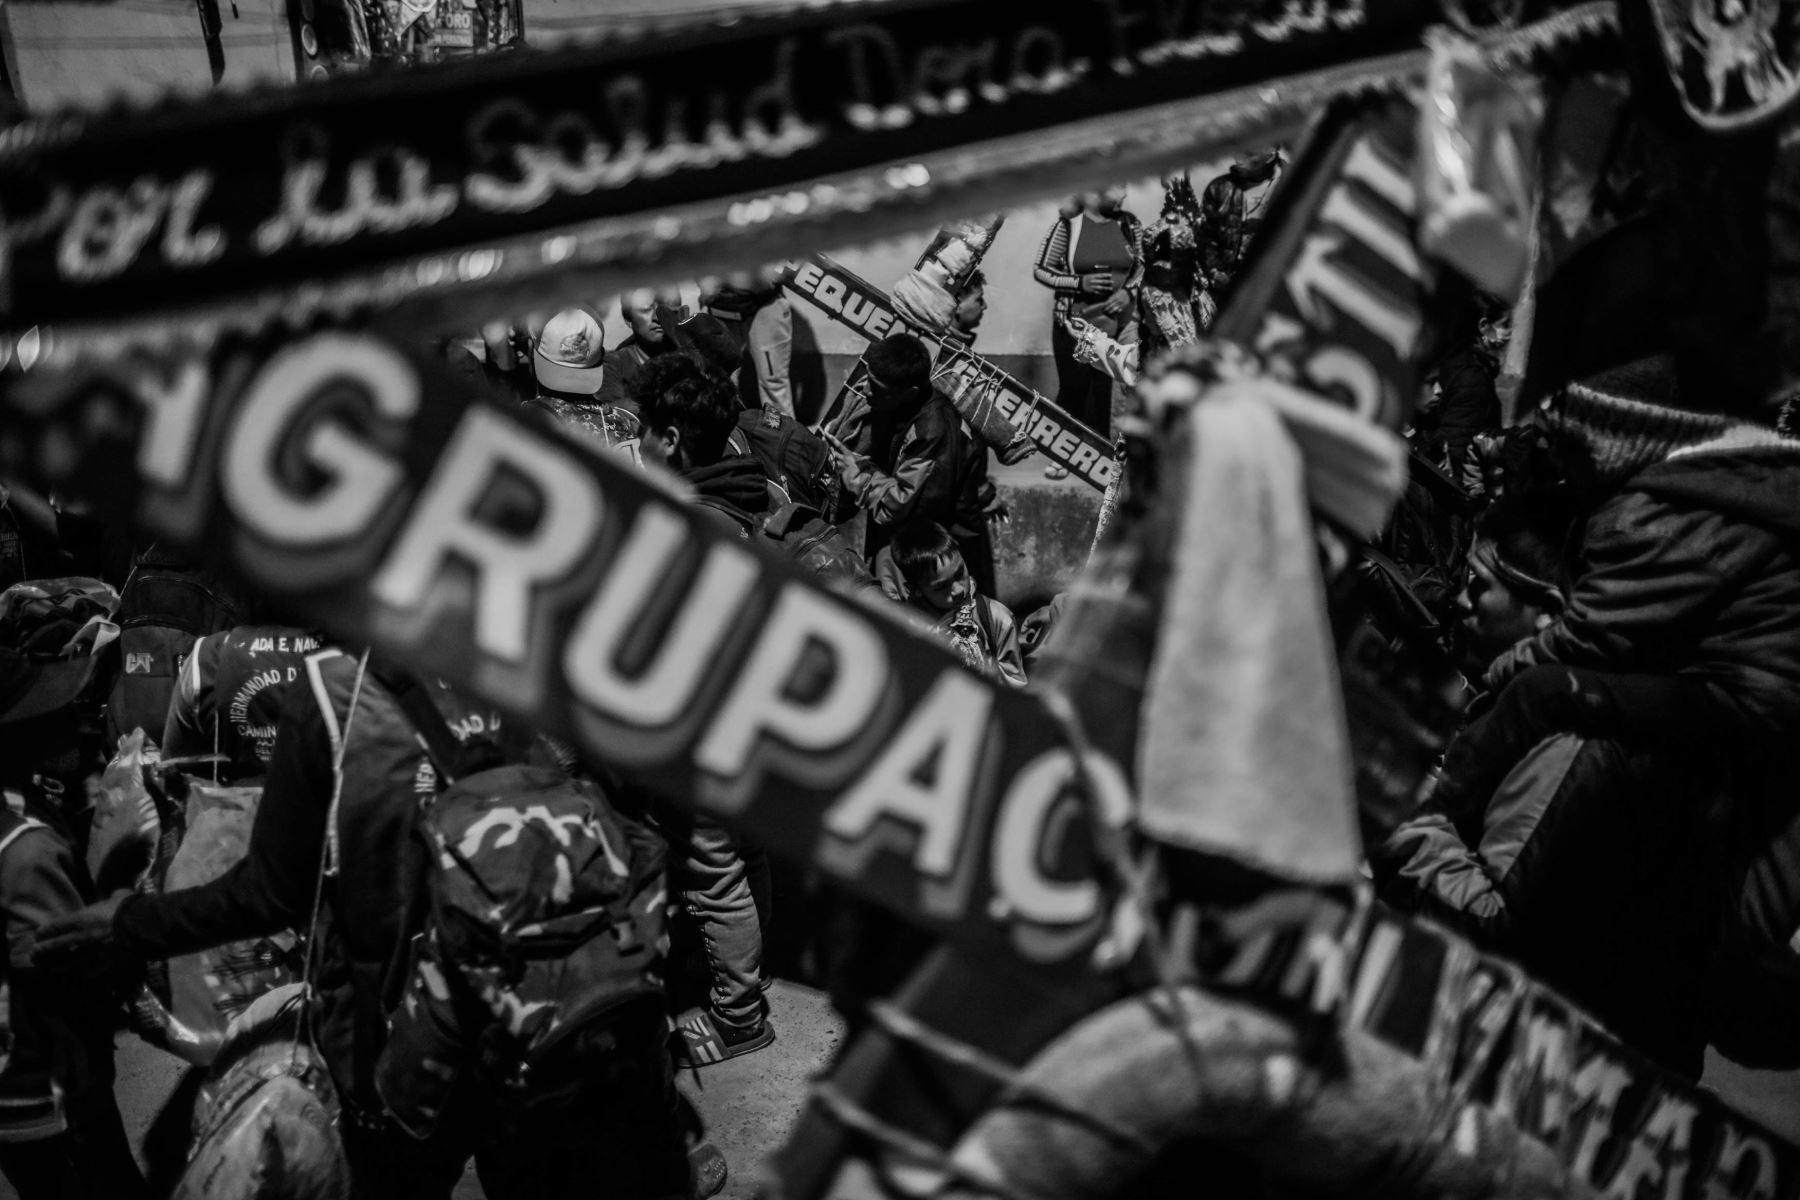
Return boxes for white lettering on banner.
[1318,180,1420,281]
[827,22,1085,132]
[814,274,849,314]
[223,334,416,548]
[1300,346,1383,421]
[371,407,601,664]
[1284,233,1418,367]
[1569,1053,1634,1182]
[1068,441,1101,476]
[788,261,897,338]
[842,293,877,327]
[1603,1091,1698,1200]
[564,504,760,730]
[163,172,227,267]
[1341,136,1416,213]
[826,669,994,876]
[992,748,1131,928]
[695,584,890,791]
[136,358,211,489]
[256,133,459,254]
[465,38,820,214]
[1256,129,1424,425]
[1700,1123,1779,1200]
[1208,892,1353,1011]
[1345,921,1403,1028]
[1497,1008,1574,1139]
[56,170,225,282]
[1096,0,1365,69]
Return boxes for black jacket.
[685,459,873,592]
[1489,448,1800,751]
[1376,731,1729,1076]
[685,457,773,535]
[114,653,519,1114]
[858,390,991,541]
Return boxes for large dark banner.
[0,0,1612,349]
[0,329,1133,982]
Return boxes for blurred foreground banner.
[0,326,1135,978]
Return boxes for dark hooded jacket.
[1447,438,1800,1068]
[1487,446,1800,750]
[684,458,874,593]
[684,458,773,536]
[857,389,992,542]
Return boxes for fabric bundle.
[1135,373,1406,883]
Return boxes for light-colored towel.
[1136,378,1381,883]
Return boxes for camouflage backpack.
[374,675,668,1137]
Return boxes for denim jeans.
[674,817,770,1029]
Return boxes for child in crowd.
[881,522,1027,688]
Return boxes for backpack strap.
[770,413,801,487]
[371,665,498,787]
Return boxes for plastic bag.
[172,983,348,1200]
[86,729,161,895]
[162,780,298,1064]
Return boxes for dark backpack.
[373,677,668,1137]
[730,409,833,515]
[105,548,242,750]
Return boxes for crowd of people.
[0,147,1797,1200]
[0,231,1085,1197]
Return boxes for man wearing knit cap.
[824,332,1000,597]
[1403,353,1800,1069]
[1375,494,1732,1075]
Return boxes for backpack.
[729,409,833,514]
[105,547,242,750]
[373,676,668,1137]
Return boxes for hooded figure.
[1405,354,1800,1071]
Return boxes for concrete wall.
[602,168,1237,423]
[5,0,292,108]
